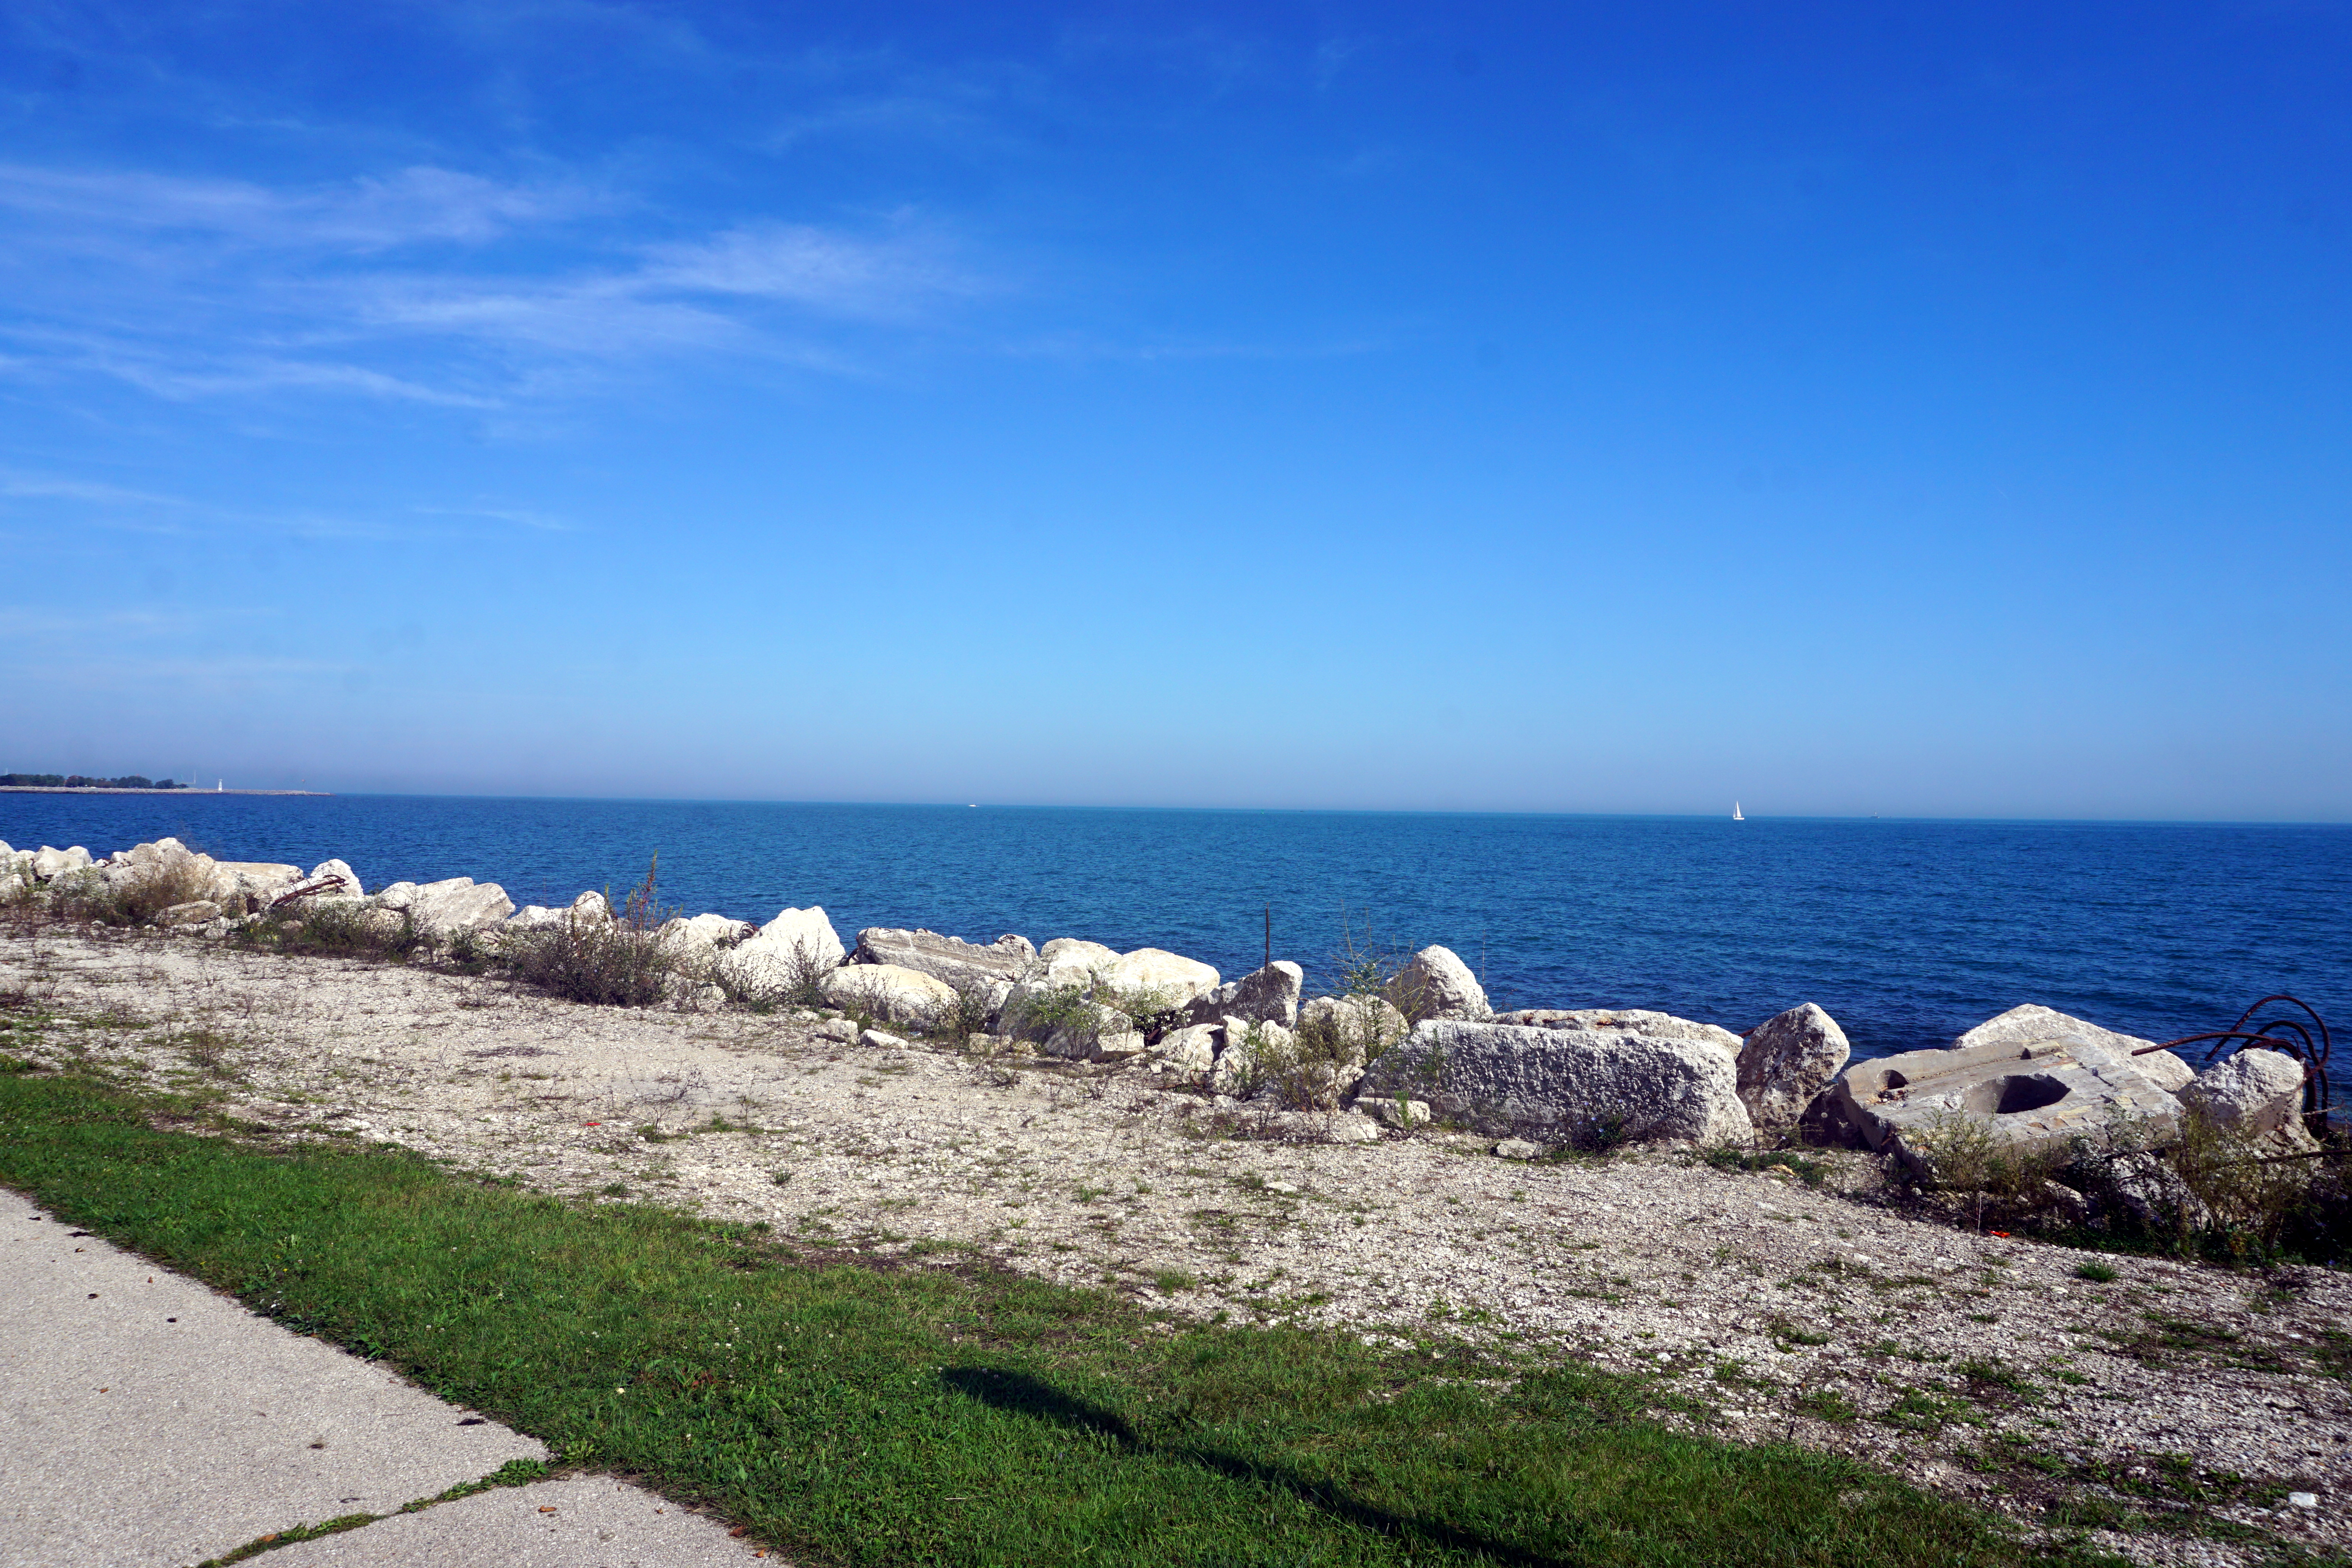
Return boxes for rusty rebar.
[2134,994,2334,1129]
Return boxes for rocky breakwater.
[8,835,2323,1200]
[1,835,364,930]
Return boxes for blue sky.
[3,2,2346,818]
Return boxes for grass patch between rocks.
[0,1069,2107,1568]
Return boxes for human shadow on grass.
[940,1366,1571,1566]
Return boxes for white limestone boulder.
[856,927,1034,987]
[403,877,515,939]
[819,962,957,1029]
[853,928,1033,1021]
[1832,1027,2182,1172]
[1392,946,1491,1022]
[305,859,366,898]
[1097,948,1221,1008]
[1736,1003,1852,1131]
[715,906,845,998]
[1359,1019,1755,1146]
[1037,937,1118,973]
[2180,1048,2307,1138]
[31,846,93,880]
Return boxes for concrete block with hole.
[1831,1026,2181,1172]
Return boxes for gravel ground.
[5,926,2349,1566]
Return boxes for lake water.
[4,793,2345,1063]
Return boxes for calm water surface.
[4,793,2345,1062]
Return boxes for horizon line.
[6,788,2348,829]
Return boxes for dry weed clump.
[234,900,424,963]
[1896,1100,2352,1262]
[713,938,836,1012]
[497,861,679,1007]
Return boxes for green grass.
[0,1069,2087,1568]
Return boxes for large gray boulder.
[1182,961,1305,1028]
[1491,1007,1742,1058]
[1737,1003,1851,1131]
[1392,946,1491,1022]
[855,928,1035,1005]
[1956,1004,2191,1091]
[1358,1020,1753,1145]
[2180,1048,2307,1138]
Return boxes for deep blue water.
[4,793,2345,1063]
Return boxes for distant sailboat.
[1732,801,1744,821]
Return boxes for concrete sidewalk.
[2,1205,776,1568]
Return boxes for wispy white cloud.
[0,163,592,252]
[410,503,573,532]
[0,161,984,412]
[0,472,190,507]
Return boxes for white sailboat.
[1732,801,1744,821]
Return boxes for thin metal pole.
[1264,905,1271,972]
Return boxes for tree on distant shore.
[0,773,186,789]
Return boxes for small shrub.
[928,976,1001,1042]
[2166,1105,2323,1253]
[714,936,835,1011]
[1002,980,1100,1045]
[499,860,677,1007]
[1153,1269,1198,1294]
[1902,1110,2065,1231]
[2074,1260,2119,1283]
[1101,984,1184,1044]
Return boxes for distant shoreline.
[0,786,330,797]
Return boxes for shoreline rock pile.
[1,836,2308,1190]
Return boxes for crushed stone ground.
[5,926,2348,1567]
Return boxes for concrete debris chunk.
[1359,1020,1754,1146]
